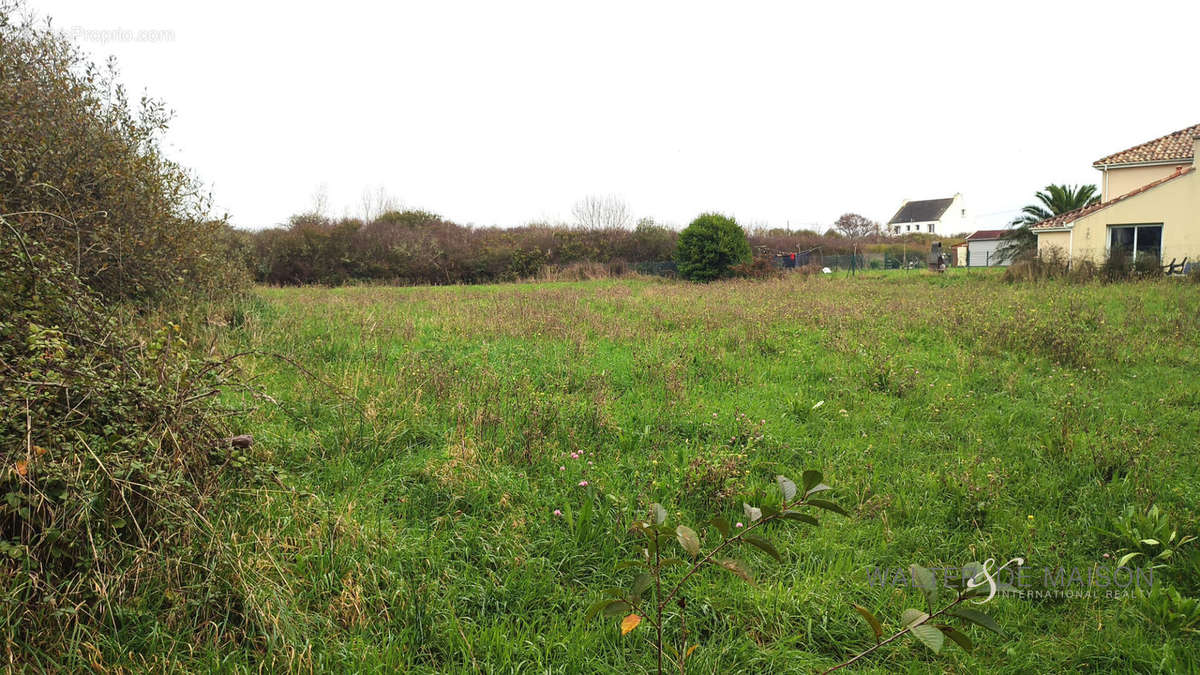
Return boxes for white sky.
[28,0,1200,231]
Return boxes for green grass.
[99,272,1200,672]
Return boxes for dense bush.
[248,213,682,286]
[1,3,253,661]
[0,233,243,656]
[676,213,751,282]
[0,5,247,305]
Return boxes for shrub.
[675,213,751,282]
[729,256,782,280]
[1101,247,1132,283]
[0,5,247,306]
[1133,254,1163,279]
[0,230,242,654]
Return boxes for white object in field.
[822,267,832,274]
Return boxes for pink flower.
[559,466,565,471]
[578,480,589,487]
[570,452,579,459]
[735,522,744,528]
[587,461,593,465]
[553,509,563,517]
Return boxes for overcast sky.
[29,0,1200,231]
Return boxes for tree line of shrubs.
[239,210,960,285]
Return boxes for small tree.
[676,213,751,282]
[572,195,633,230]
[833,213,878,239]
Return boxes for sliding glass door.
[1108,224,1162,262]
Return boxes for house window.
[927,223,934,233]
[1108,224,1162,262]
[961,209,966,217]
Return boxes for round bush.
[676,213,751,281]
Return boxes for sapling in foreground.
[586,470,1008,673]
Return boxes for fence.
[774,251,930,271]
[633,261,678,277]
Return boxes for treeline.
[242,211,676,285]
[242,212,959,286]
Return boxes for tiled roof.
[1033,166,1195,230]
[1093,123,1199,167]
[887,197,954,224]
[964,229,1009,241]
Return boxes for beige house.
[1035,123,1200,265]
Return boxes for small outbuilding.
[964,230,1011,267]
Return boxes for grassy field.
[112,271,1200,672]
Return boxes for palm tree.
[997,184,1100,262]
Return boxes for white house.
[887,194,972,235]
[963,229,1010,267]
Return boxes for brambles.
[0,231,246,655]
[675,213,752,282]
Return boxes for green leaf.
[801,470,823,492]
[807,499,849,517]
[909,624,944,654]
[742,534,782,562]
[782,510,819,526]
[852,604,883,642]
[936,625,974,653]
[631,573,653,600]
[910,564,938,606]
[950,607,1004,636]
[584,598,609,621]
[715,558,755,585]
[676,525,701,557]
[805,483,832,497]
[615,560,645,571]
[711,515,732,538]
[776,475,797,501]
[586,598,629,620]
[651,503,667,525]
[1116,551,1142,567]
[602,600,632,617]
[743,503,762,523]
[900,608,929,628]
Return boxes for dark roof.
[1034,166,1195,230]
[1093,123,1199,167]
[964,229,1009,241]
[887,197,955,225]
